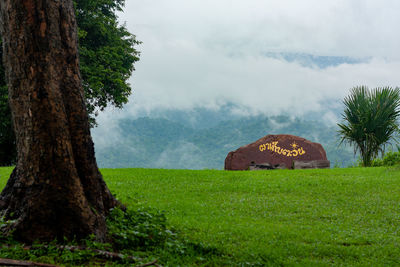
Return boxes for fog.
[102,0,400,120]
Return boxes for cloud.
[99,0,400,122]
[121,0,400,57]
[108,50,400,120]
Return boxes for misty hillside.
[93,113,357,169]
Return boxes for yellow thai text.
[259,141,306,157]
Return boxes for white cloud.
[101,0,400,121]
[121,0,400,57]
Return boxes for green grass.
[1,167,400,266]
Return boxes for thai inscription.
[225,134,328,170]
[259,141,306,157]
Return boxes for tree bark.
[0,0,119,242]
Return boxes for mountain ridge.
[93,113,356,169]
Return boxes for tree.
[0,0,140,165]
[338,86,400,167]
[0,0,120,242]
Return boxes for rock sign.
[225,134,329,170]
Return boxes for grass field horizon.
[1,166,400,265]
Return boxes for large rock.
[225,134,329,170]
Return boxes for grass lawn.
[1,167,400,266]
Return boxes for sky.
[96,0,400,126]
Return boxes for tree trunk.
[0,0,120,242]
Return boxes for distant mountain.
[263,52,369,69]
[93,113,357,169]
[122,101,346,129]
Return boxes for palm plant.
[338,86,400,167]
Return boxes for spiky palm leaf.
[338,86,400,166]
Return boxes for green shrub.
[106,206,174,250]
[0,205,226,266]
[371,148,400,167]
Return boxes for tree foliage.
[338,86,400,167]
[0,0,139,165]
[75,0,140,117]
